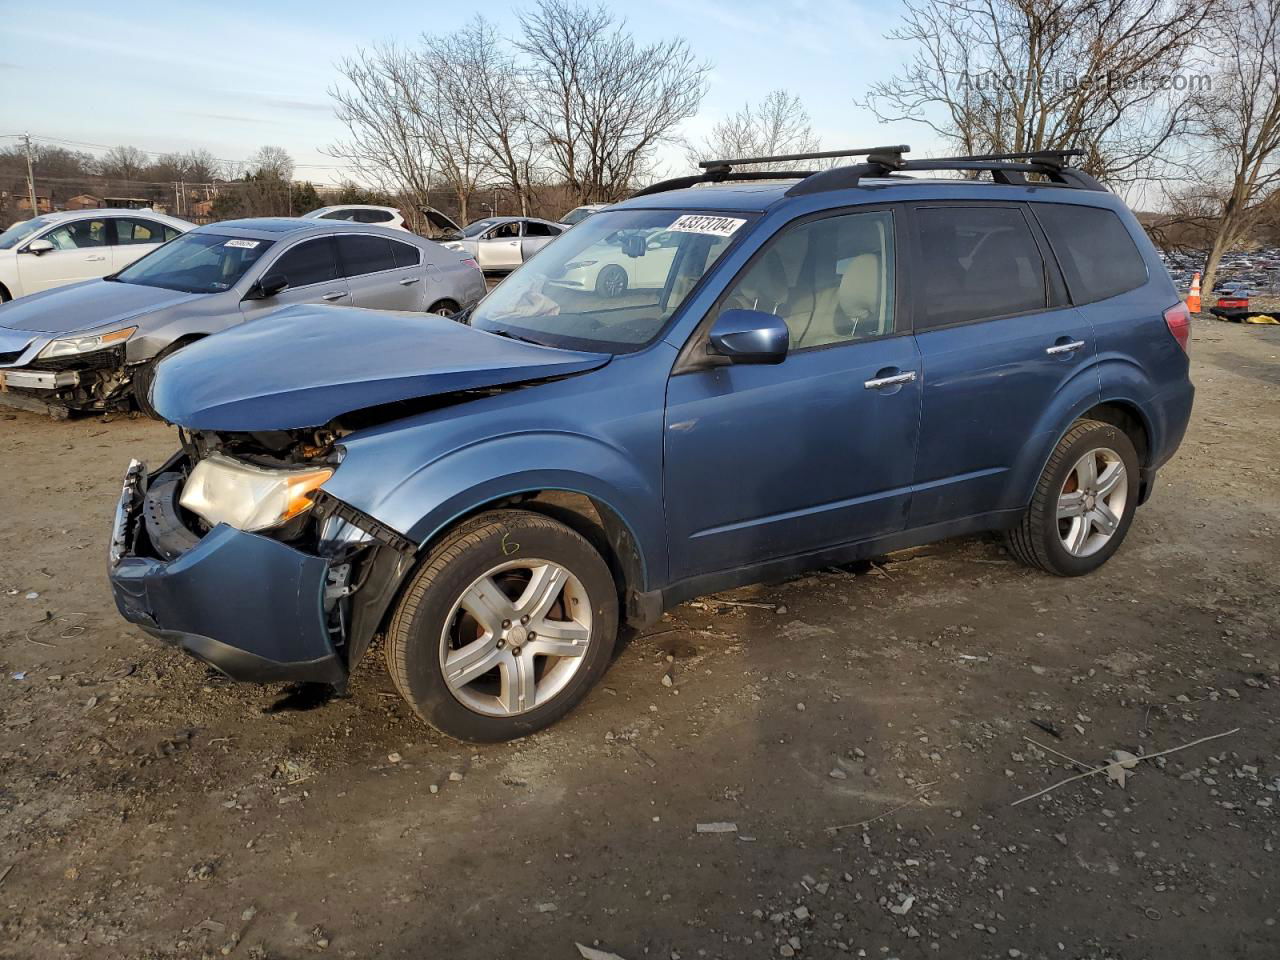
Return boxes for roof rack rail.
[630,145,910,199]
[930,149,1087,171]
[699,144,910,173]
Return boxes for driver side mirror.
[707,309,789,365]
[250,273,289,299]
[24,238,54,255]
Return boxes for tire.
[427,299,459,317]
[1006,418,1140,576]
[386,509,619,742]
[595,264,628,298]
[131,340,196,421]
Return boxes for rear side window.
[114,218,165,245]
[355,209,394,223]
[271,237,338,287]
[389,239,420,268]
[1033,204,1148,303]
[915,206,1047,329]
[337,234,396,276]
[523,221,560,237]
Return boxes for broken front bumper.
[108,459,347,685]
[0,367,79,391]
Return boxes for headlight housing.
[179,454,333,532]
[37,326,136,360]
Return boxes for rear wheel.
[427,299,459,317]
[1006,419,1140,576]
[385,510,619,741]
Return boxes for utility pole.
[23,134,37,215]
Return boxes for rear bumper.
[108,459,346,685]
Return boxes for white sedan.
[549,229,681,297]
[441,217,566,273]
[0,209,190,302]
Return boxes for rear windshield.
[1033,204,1148,303]
[112,233,274,294]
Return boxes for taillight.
[461,257,480,271]
[1164,302,1190,352]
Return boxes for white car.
[441,217,566,273]
[549,228,681,297]
[559,203,609,226]
[302,204,465,241]
[0,209,190,302]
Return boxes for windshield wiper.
[487,325,546,346]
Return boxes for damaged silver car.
[0,217,485,418]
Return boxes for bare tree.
[689,90,821,170]
[428,17,538,215]
[1182,0,1280,294]
[518,0,709,202]
[183,149,222,183]
[862,0,1218,183]
[98,145,148,181]
[328,44,438,218]
[249,145,294,182]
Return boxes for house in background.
[14,190,52,215]
[65,194,103,210]
[101,197,152,210]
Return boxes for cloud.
[243,95,332,113]
[185,112,271,125]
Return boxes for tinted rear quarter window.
[915,205,1047,329]
[337,234,396,276]
[390,239,420,268]
[1033,204,1148,303]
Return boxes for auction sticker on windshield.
[667,215,746,237]
[224,239,260,249]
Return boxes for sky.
[0,0,938,185]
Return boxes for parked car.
[441,216,565,273]
[108,147,1194,742]
[559,203,609,226]
[0,209,190,302]
[302,204,464,240]
[0,218,485,418]
[549,227,681,297]
[1209,286,1252,321]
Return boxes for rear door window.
[523,221,560,237]
[337,234,397,277]
[914,205,1048,329]
[270,237,339,288]
[354,209,394,223]
[1032,204,1148,303]
[114,218,166,245]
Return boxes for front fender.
[325,429,666,589]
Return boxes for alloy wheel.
[439,559,593,717]
[1056,447,1128,557]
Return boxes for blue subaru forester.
[109,147,1194,741]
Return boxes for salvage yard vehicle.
[109,145,1194,742]
[559,203,609,226]
[0,209,190,301]
[0,218,486,418]
[440,216,565,272]
[302,204,464,240]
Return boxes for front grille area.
[29,345,125,372]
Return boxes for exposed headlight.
[37,325,136,360]
[179,453,333,532]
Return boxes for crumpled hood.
[0,279,202,334]
[151,304,610,430]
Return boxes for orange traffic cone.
[1187,272,1201,313]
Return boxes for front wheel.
[1006,418,1140,576]
[385,510,619,741]
[131,340,193,421]
[595,264,628,298]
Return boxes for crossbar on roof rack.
[931,149,1087,170]
[699,145,909,172]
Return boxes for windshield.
[461,220,497,238]
[0,218,47,250]
[113,232,274,294]
[471,209,751,353]
[560,206,598,225]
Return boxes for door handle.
[321,291,345,301]
[399,277,420,285]
[864,370,917,390]
[1045,339,1085,356]
[85,255,106,262]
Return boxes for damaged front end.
[0,344,135,417]
[108,427,415,689]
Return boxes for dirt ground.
[0,319,1276,960]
